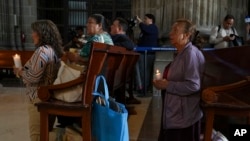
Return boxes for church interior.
[1,0,250,141]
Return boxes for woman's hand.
[223,36,232,42]
[65,51,78,63]
[153,79,168,90]
[136,15,142,23]
[13,67,22,77]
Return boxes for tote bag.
[92,75,129,141]
[53,61,82,102]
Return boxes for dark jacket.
[138,23,159,47]
[111,34,134,50]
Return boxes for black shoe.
[126,97,141,104]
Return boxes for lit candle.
[14,14,17,26]
[155,69,161,80]
[13,54,22,68]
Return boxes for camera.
[126,17,137,29]
[230,34,235,37]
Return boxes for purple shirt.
[163,42,205,129]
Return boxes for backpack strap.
[231,27,236,34]
[218,24,236,34]
[217,25,221,33]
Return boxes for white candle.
[13,54,22,68]
[14,14,17,26]
[155,69,161,80]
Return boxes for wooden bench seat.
[35,42,139,141]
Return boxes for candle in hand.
[155,69,161,80]
[13,54,22,68]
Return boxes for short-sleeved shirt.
[80,32,114,57]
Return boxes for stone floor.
[0,83,161,141]
[0,86,30,141]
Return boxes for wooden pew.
[103,46,140,104]
[0,50,33,69]
[112,50,140,104]
[103,46,126,97]
[35,42,139,141]
[201,46,250,141]
[35,42,107,141]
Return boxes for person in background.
[64,26,87,51]
[66,14,113,64]
[136,13,159,94]
[245,23,250,44]
[13,20,64,141]
[209,14,238,49]
[59,14,114,127]
[153,19,205,141]
[136,14,159,47]
[110,17,134,50]
[110,17,141,105]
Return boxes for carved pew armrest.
[202,79,250,103]
[38,74,85,101]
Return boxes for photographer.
[209,14,239,49]
[64,26,87,51]
[136,14,159,93]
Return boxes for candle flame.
[14,54,20,57]
[156,69,159,74]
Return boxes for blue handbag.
[92,75,129,141]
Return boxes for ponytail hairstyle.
[89,14,109,32]
[175,19,204,50]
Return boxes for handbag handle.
[93,75,110,107]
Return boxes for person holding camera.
[209,14,239,49]
[136,14,159,93]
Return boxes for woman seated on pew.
[66,14,113,65]
[58,14,114,128]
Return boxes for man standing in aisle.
[136,13,159,94]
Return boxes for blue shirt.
[80,32,113,57]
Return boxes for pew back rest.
[0,50,34,69]
[37,42,135,105]
[113,50,139,90]
[202,46,250,89]
[82,42,108,105]
[37,42,108,104]
[101,45,140,98]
